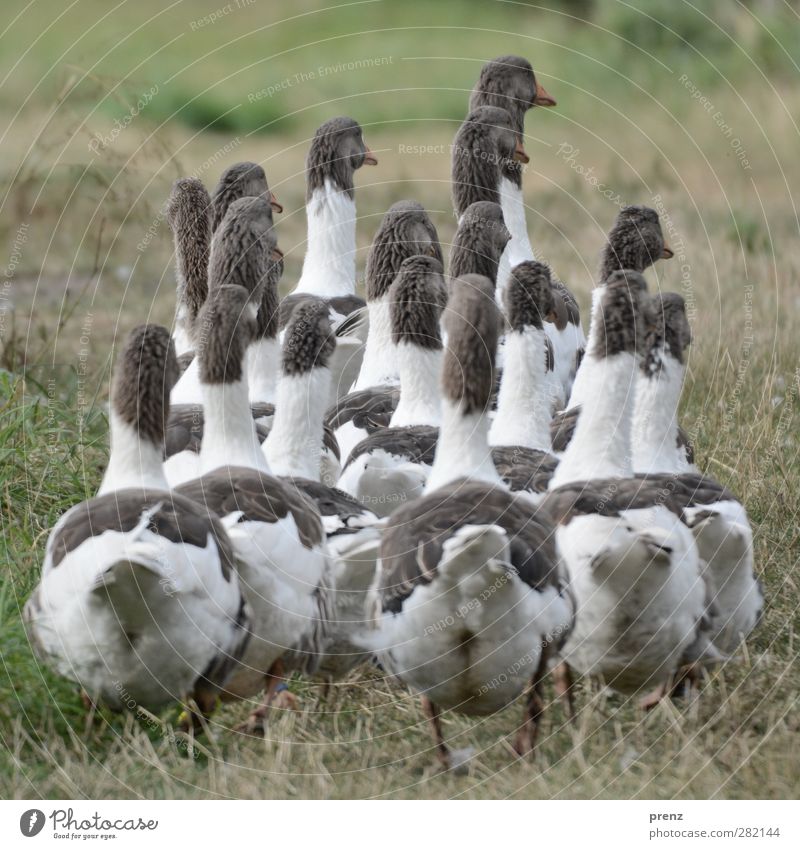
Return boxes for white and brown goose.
[280,116,377,326]
[369,276,574,770]
[336,255,447,515]
[489,260,560,499]
[24,325,251,718]
[164,198,338,486]
[633,293,762,656]
[331,201,442,457]
[451,105,577,409]
[559,204,673,416]
[263,298,383,680]
[172,284,330,732]
[542,271,713,702]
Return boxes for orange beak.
[271,246,284,262]
[363,146,378,166]
[661,244,674,259]
[269,192,283,214]
[513,139,530,164]
[533,80,557,107]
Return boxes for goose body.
[24,325,250,714]
[370,275,573,767]
[546,271,710,696]
[632,293,761,655]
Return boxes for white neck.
[632,352,690,474]
[170,356,202,406]
[173,303,193,357]
[353,298,398,390]
[496,177,535,302]
[426,400,503,493]
[390,343,442,427]
[551,351,637,486]
[489,327,551,450]
[247,337,280,404]
[567,284,604,410]
[200,379,270,475]
[293,181,357,297]
[263,368,330,480]
[98,412,168,495]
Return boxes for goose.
[172,284,330,732]
[467,59,583,401]
[210,161,282,234]
[24,324,251,718]
[550,204,678,452]
[489,260,561,500]
[167,177,212,359]
[263,298,383,681]
[633,293,762,656]
[351,200,443,391]
[450,106,573,411]
[280,116,377,326]
[562,204,673,412]
[336,255,447,515]
[170,195,278,407]
[369,275,574,770]
[541,270,713,701]
[164,198,338,486]
[332,201,442,457]
[468,55,556,293]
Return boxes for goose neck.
[632,352,689,474]
[200,378,269,474]
[390,343,442,427]
[247,337,280,404]
[489,327,551,450]
[353,298,398,390]
[98,412,168,495]
[294,181,357,297]
[551,351,637,485]
[426,399,502,492]
[263,368,330,481]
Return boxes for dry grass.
[1,1,799,800]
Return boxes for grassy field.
[1,0,799,798]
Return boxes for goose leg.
[552,661,575,721]
[513,650,549,757]
[235,659,295,736]
[421,695,458,772]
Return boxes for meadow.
[0,0,798,798]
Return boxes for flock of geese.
[25,56,762,771]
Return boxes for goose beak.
[363,146,379,166]
[269,192,283,214]
[513,140,530,164]
[271,246,284,262]
[661,244,675,259]
[533,80,557,107]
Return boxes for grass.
[1,0,799,799]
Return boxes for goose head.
[365,200,442,301]
[600,205,674,281]
[306,116,378,200]
[211,161,281,233]
[112,324,179,450]
[449,200,511,285]
[469,55,557,137]
[389,254,446,349]
[504,260,557,331]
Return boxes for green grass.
[0,0,799,800]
